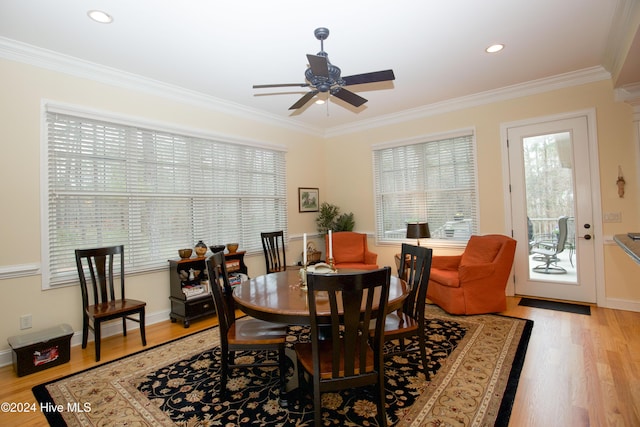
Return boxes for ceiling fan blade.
[343,69,395,86]
[289,91,318,110]
[306,54,329,77]
[253,83,309,89]
[332,88,368,107]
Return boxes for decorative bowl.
[194,246,207,257]
[209,244,226,254]
[178,248,193,259]
[226,243,239,253]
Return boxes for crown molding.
[0,37,324,137]
[0,37,613,139]
[603,0,640,79]
[325,66,612,137]
[615,83,640,110]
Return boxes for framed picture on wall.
[298,187,319,212]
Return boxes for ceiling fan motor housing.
[305,63,344,92]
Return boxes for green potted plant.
[335,212,355,231]
[316,203,355,234]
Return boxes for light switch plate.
[20,314,32,330]
[603,212,622,223]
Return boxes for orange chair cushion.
[334,238,366,263]
[428,269,460,288]
[460,235,503,266]
[333,262,380,271]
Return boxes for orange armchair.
[426,234,516,315]
[325,231,379,270]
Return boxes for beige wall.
[1,57,639,356]
[0,58,323,353]
[325,80,640,305]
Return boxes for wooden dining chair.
[260,231,287,273]
[206,251,289,404]
[295,267,391,427]
[74,245,147,362]
[379,244,432,373]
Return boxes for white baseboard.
[0,309,172,369]
[601,297,640,313]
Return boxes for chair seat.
[428,269,460,288]
[296,340,375,379]
[87,299,146,318]
[531,247,556,257]
[381,311,419,336]
[228,318,287,345]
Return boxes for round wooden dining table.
[232,268,408,325]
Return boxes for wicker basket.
[302,242,322,263]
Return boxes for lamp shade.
[406,222,430,239]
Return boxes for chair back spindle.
[398,243,433,321]
[76,245,125,307]
[261,231,287,273]
[206,251,235,338]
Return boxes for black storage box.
[7,324,73,377]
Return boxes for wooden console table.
[168,251,247,327]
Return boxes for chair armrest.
[532,235,557,250]
[431,255,462,270]
[364,250,378,265]
[459,262,496,282]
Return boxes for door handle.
[584,234,591,240]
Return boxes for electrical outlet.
[20,314,32,330]
[603,211,622,223]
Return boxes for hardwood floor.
[0,297,638,427]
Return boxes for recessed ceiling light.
[486,44,504,53]
[87,10,113,24]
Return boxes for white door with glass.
[507,114,597,303]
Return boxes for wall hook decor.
[616,165,625,198]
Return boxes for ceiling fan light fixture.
[87,10,113,24]
[315,99,325,105]
[486,43,504,53]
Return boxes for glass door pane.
[523,132,577,284]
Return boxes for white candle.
[303,233,307,265]
[328,230,333,259]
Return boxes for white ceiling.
[1,0,638,134]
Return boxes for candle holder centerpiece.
[299,264,308,291]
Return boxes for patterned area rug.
[33,305,532,426]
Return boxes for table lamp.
[406,222,430,246]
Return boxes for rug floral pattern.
[134,317,464,426]
[37,305,531,427]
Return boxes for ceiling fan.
[253,27,395,111]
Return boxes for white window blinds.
[373,131,478,243]
[43,110,287,288]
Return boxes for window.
[372,130,478,244]
[42,106,287,288]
